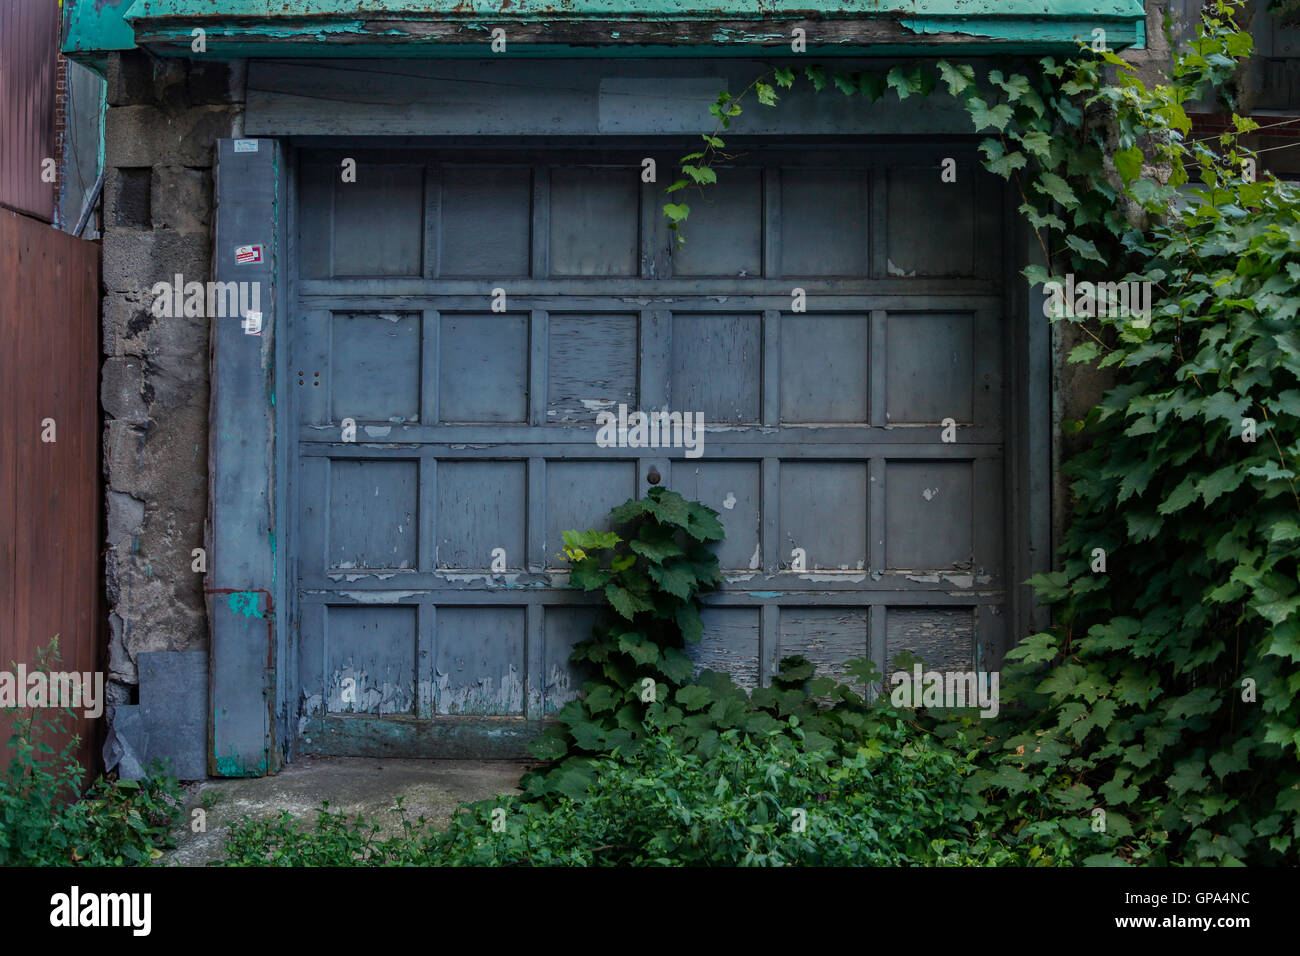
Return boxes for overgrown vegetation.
[224,720,1026,866]
[214,2,1299,867]
[660,0,1298,864]
[0,640,184,866]
[0,0,1195,867]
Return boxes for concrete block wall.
[100,51,244,706]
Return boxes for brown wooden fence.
[0,208,102,776]
[0,0,58,223]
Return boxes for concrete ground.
[164,756,531,866]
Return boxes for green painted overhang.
[64,1,1146,65]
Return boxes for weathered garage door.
[290,143,1008,757]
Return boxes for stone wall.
[100,51,245,706]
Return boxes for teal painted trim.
[64,0,1149,58]
[898,17,1142,47]
[124,0,1145,17]
[129,40,1146,60]
[62,0,137,57]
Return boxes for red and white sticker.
[235,244,263,264]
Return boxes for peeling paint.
[797,572,868,583]
[436,664,524,715]
[328,663,413,715]
[439,571,552,587]
[336,590,422,603]
[65,0,1147,63]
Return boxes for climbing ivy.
[526,486,728,772]
[527,488,980,807]
[660,0,1300,864]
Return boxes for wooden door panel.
[291,144,1009,756]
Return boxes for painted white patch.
[887,258,917,277]
[580,398,616,411]
[748,543,761,570]
[328,666,412,715]
[906,574,942,584]
[722,492,737,510]
[798,572,868,583]
[921,487,939,501]
[544,664,576,710]
[364,425,392,438]
[435,664,524,715]
[439,572,539,587]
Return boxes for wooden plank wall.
[0,208,102,776]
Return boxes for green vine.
[651,0,1300,864]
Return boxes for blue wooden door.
[289,143,1008,757]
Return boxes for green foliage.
[660,0,1299,865]
[220,712,1028,866]
[218,798,432,866]
[1271,0,1300,28]
[528,486,726,768]
[973,3,1300,866]
[0,639,184,866]
[428,725,1019,866]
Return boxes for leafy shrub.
[661,0,1296,867]
[433,720,1019,867]
[219,712,1025,867]
[528,486,727,765]
[0,640,183,866]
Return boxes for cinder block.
[106,51,156,108]
[101,356,150,422]
[106,166,151,228]
[102,292,154,358]
[106,490,145,550]
[187,61,236,105]
[151,166,211,234]
[105,104,235,168]
[102,227,210,293]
